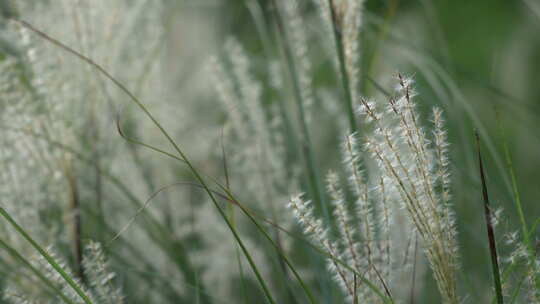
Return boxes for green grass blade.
[495,109,530,249]
[0,238,76,304]
[0,207,93,304]
[495,109,540,290]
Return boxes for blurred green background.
[2,0,540,302]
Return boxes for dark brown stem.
[475,131,504,304]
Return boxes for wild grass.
[1,0,540,303]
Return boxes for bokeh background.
[1,0,540,303]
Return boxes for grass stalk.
[475,131,504,304]
[495,109,530,248]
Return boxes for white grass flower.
[83,241,124,304]
[289,75,459,303]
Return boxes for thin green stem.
[495,108,540,297]
[495,110,529,246]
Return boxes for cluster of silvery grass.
[1,0,540,303]
[288,75,458,303]
[0,0,177,303]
